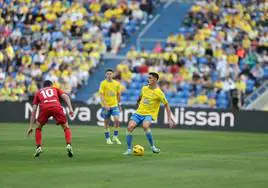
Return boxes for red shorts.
[37,106,67,126]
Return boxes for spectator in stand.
[0,0,154,102]
[88,0,266,109]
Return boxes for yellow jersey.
[99,80,121,107]
[136,86,168,120]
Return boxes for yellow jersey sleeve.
[159,90,168,105]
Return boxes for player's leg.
[112,115,121,144]
[142,117,160,154]
[33,109,50,157]
[111,107,121,144]
[101,108,113,144]
[60,123,73,158]
[104,118,113,144]
[123,120,137,155]
[33,121,44,157]
[53,107,73,157]
[123,114,139,155]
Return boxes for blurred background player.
[99,69,122,144]
[27,80,74,158]
[123,72,176,155]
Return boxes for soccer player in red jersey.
[27,80,74,158]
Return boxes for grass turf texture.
[0,123,268,188]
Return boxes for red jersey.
[33,87,65,110]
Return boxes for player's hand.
[168,118,176,128]
[69,111,74,117]
[27,127,33,137]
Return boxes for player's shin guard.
[113,127,119,137]
[126,131,132,150]
[145,129,154,147]
[35,128,42,147]
[64,128,72,144]
[104,128,110,140]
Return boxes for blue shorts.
[101,106,120,119]
[130,113,153,126]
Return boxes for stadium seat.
[264,66,268,79]
[195,85,203,95]
[198,57,208,64]
[217,99,229,109]
[165,91,174,99]
[211,72,218,82]
[178,98,188,105]
[129,83,140,90]
[208,92,216,99]
[130,96,138,102]
[169,98,177,105]
[217,91,228,100]
[174,92,183,98]
[132,75,142,83]
[181,83,192,91]
[182,90,190,98]
[133,89,140,97]
[121,96,127,103]
[246,79,255,93]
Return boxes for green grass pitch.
[1,123,268,188]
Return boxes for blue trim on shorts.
[101,106,120,119]
[130,113,153,126]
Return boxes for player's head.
[43,80,53,87]
[148,72,159,86]
[105,69,114,81]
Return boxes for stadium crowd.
[0,0,155,102]
[90,0,268,109]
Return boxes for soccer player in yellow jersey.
[99,69,122,144]
[123,72,176,155]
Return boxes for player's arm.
[161,91,176,128]
[61,93,74,116]
[136,87,143,107]
[30,104,38,127]
[164,103,176,128]
[116,84,122,111]
[27,93,39,136]
[27,104,38,136]
[136,95,142,107]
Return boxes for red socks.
[35,127,72,146]
[64,128,72,144]
[35,128,42,147]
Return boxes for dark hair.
[149,72,159,80]
[43,80,53,87]
[106,69,114,73]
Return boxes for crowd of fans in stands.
[89,0,268,109]
[0,0,154,101]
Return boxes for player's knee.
[35,121,43,129]
[143,126,149,132]
[114,119,120,127]
[104,119,110,129]
[142,124,150,131]
[127,123,135,132]
[127,126,134,132]
[61,123,69,130]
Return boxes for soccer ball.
[133,145,144,156]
